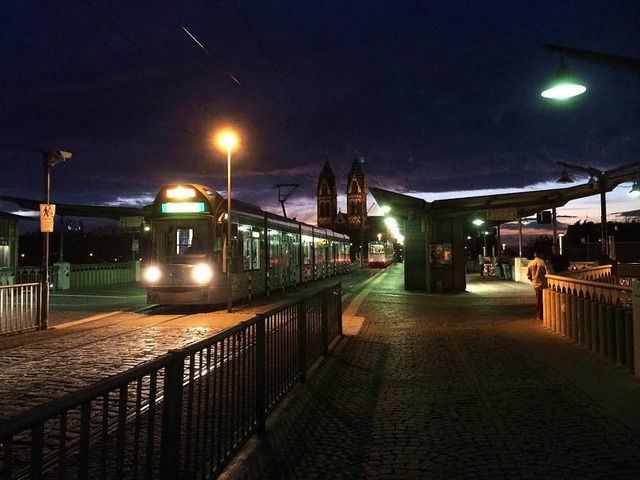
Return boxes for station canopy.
[370,165,640,227]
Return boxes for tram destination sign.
[487,208,518,221]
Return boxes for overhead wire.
[175,18,318,159]
[79,0,320,159]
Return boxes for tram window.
[239,224,261,271]
[175,228,193,255]
[315,239,325,265]
[302,235,312,265]
[251,234,261,269]
[269,230,282,268]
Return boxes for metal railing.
[16,262,139,290]
[0,282,342,480]
[543,272,634,372]
[0,283,40,335]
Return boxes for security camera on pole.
[41,150,72,329]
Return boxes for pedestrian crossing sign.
[40,203,56,232]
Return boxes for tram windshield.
[155,219,212,261]
[369,242,385,254]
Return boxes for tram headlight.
[144,266,161,283]
[192,263,213,284]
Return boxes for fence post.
[321,288,329,355]
[543,289,550,329]
[255,315,267,433]
[590,300,599,354]
[160,352,184,480]
[615,307,626,367]
[298,298,307,381]
[551,290,559,333]
[634,280,640,378]
[569,296,578,343]
[562,293,569,338]
[598,303,607,357]
[576,296,585,346]
[625,309,634,373]
[556,292,563,335]
[606,305,617,363]
[337,282,343,335]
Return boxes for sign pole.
[41,153,51,330]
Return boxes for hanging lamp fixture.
[541,57,587,100]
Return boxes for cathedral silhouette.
[317,157,385,261]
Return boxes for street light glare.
[217,131,238,151]
[541,83,587,100]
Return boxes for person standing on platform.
[500,250,512,280]
[527,250,548,321]
[478,253,485,276]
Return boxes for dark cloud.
[1,0,639,219]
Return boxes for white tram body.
[143,184,350,305]
[368,240,394,268]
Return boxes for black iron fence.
[0,282,342,479]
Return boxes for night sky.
[2,1,639,225]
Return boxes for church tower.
[346,157,367,229]
[317,160,337,229]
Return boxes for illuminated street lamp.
[541,57,586,100]
[41,150,72,329]
[216,130,238,313]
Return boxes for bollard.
[615,307,625,367]
[247,272,252,303]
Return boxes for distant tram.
[368,240,394,268]
[143,184,350,305]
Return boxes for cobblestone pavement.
[0,272,367,422]
[222,264,640,479]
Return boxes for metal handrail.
[0,282,342,480]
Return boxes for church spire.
[317,158,337,229]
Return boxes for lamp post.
[41,150,72,329]
[217,131,238,313]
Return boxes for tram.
[368,240,394,268]
[143,184,351,305]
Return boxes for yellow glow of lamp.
[217,131,238,151]
[541,58,586,100]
